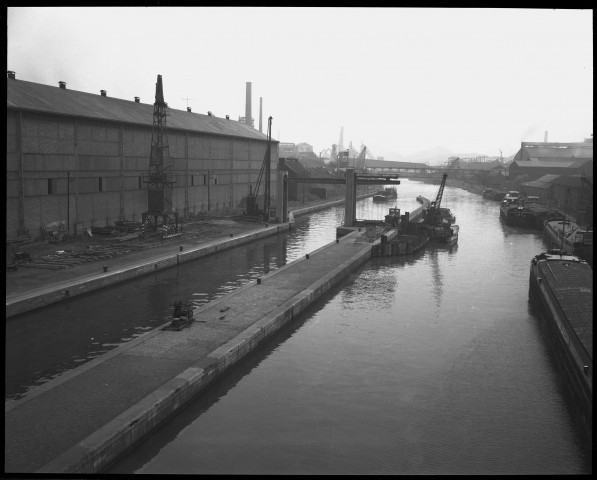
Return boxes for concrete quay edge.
[6,222,291,318]
[35,230,373,473]
[5,194,376,318]
[4,229,359,415]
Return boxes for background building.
[508,140,593,182]
[6,72,278,239]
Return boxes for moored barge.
[500,200,533,227]
[529,251,592,444]
[373,186,398,202]
[543,219,593,266]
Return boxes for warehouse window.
[48,179,56,195]
[191,175,194,186]
[139,176,142,189]
[203,174,207,186]
[99,177,103,192]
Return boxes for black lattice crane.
[424,173,448,225]
[142,74,178,233]
[246,116,273,218]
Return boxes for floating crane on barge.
[421,173,459,244]
[423,173,456,225]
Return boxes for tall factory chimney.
[259,97,263,133]
[544,131,548,142]
[245,82,252,127]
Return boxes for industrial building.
[510,138,593,226]
[508,140,593,182]
[6,72,278,239]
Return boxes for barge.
[372,186,398,202]
[529,250,592,444]
[481,188,506,201]
[500,200,534,227]
[543,219,593,266]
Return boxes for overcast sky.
[7,7,593,159]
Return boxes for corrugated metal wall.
[6,110,278,238]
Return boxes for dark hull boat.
[428,223,459,244]
[543,219,593,266]
[500,201,534,227]
[373,187,398,202]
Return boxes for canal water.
[6,180,590,473]
[5,188,379,400]
[107,180,588,474]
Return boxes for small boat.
[438,207,456,224]
[373,187,398,202]
[504,190,521,203]
[429,223,459,244]
[518,198,565,229]
[423,205,456,225]
[482,188,506,201]
[543,219,593,265]
[500,200,534,227]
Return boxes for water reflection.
[427,249,443,308]
[5,207,346,400]
[108,183,589,475]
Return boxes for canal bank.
[6,195,374,318]
[6,223,290,318]
[5,225,388,473]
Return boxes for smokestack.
[100,90,107,97]
[245,82,252,128]
[544,131,548,142]
[259,97,263,133]
[7,71,15,79]
[134,96,140,103]
[59,81,66,89]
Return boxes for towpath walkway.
[5,226,385,473]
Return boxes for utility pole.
[264,116,273,217]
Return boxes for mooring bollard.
[179,246,183,251]
[103,265,108,272]
[230,233,233,237]
[257,278,262,285]
[336,238,339,244]
[306,253,310,259]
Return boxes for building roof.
[279,158,310,177]
[511,157,591,169]
[7,77,271,142]
[551,175,588,188]
[515,143,593,161]
[520,174,561,189]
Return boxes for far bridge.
[364,166,509,179]
[277,169,401,227]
